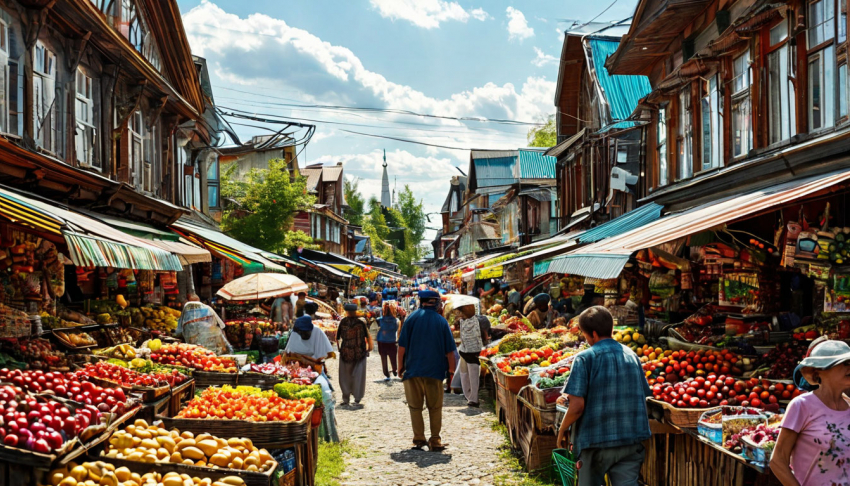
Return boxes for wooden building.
[0,0,219,224]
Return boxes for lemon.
[540,360,551,367]
[614,333,623,342]
[148,339,162,351]
[622,334,632,344]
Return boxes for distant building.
[381,149,391,208]
[292,163,349,255]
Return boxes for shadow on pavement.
[390,449,453,467]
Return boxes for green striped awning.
[64,233,183,271]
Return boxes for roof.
[469,222,500,241]
[588,38,653,121]
[440,176,467,213]
[546,129,586,158]
[301,168,322,192]
[578,202,663,243]
[471,156,516,189]
[517,150,557,179]
[322,166,343,182]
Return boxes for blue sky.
[177,0,637,239]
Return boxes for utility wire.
[338,129,512,151]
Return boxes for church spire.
[381,149,391,208]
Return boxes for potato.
[140,439,160,450]
[115,467,132,482]
[196,439,219,458]
[157,436,177,453]
[133,419,149,428]
[181,446,205,461]
[170,452,183,463]
[229,457,243,470]
[225,438,243,448]
[208,453,230,468]
[176,439,196,451]
[219,476,245,486]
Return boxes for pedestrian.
[556,306,651,486]
[376,301,400,381]
[284,302,335,363]
[455,303,489,407]
[294,292,308,317]
[336,303,372,407]
[770,340,850,486]
[506,284,522,315]
[263,295,294,331]
[527,293,555,329]
[398,290,457,451]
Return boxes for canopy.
[216,273,309,301]
[442,294,480,316]
[172,220,287,273]
[545,168,850,279]
[0,186,182,271]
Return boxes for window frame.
[677,84,693,181]
[731,49,753,160]
[807,45,836,132]
[32,40,58,155]
[75,67,99,169]
[700,74,723,172]
[656,104,669,188]
[765,19,798,144]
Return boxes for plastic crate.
[697,408,722,443]
[552,448,577,486]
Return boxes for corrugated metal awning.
[517,150,557,178]
[519,187,555,202]
[588,38,652,121]
[579,203,663,243]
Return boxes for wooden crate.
[168,379,196,417]
[192,370,239,390]
[495,379,520,449]
[136,393,171,422]
[0,459,44,486]
[158,409,312,449]
[88,454,278,486]
[516,398,558,473]
[516,386,558,433]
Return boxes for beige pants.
[403,377,444,444]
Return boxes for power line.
[338,129,512,151]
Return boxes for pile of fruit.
[0,384,106,452]
[176,386,314,422]
[756,342,807,379]
[93,344,137,360]
[53,331,98,348]
[535,367,570,389]
[72,362,188,389]
[149,343,237,373]
[223,320,255,349]
[102,418,276,472]
[503,316,533,333]
[613,327,647,350]
[642,349,750,384]
[41,461,251,486]
[246,362,318,385]
[724,423,780,454]
[496,334,552,354]
[129,306,180,333]
[501,345,570,369]
[495,360,529,376]
[17,338,67,369]
[104,327,134,345]
[273,383,324,405]
[0,368,131,414]
[651,374,799,410]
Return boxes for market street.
[326,345,505,486]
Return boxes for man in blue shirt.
[397,290,457,451]
[557,306,651,486]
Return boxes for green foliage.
[396,185,426,244]
[343,177,365,226]
[281,230,321,255]
[527,114,557,148]
[220,158,317,255]
[316,440,358,486]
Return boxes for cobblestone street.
[325,345,508,486]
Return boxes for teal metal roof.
[589,38,652,121]
[596,121,641,134]
[518,150,557,179]
[546,253,630,279]
[578,203,663,244]
[472,156,517,188]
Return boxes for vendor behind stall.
[527,293,556,329]
[177,294,234,355]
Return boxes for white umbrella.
[216,273,309,301]
[442,294,480,316]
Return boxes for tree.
[527,114,557,147]
[343,177,365,226]
[397,185,426,245]
[220,158,317,255]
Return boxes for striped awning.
[171,220,286,273]
[0,187,182,271]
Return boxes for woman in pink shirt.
[771,340,850,486]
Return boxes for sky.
[177,0,638,242]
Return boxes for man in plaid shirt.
[556,306,651,486]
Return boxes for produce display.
[223,320,255,349]
[651,374,799,410]
[0,384,107,452]
[246,362,319,385]
[41,461,251,486]
[176,386,314,422]
[272,383,323,405]
[129,306,180,333]
[0,368,132,414]
[102,418,276,472]
[93,344,137,360]
[642,349,750,383]
[104,327,134,345]
[752,342,807,379]
[535,366,570,389]
[500,344,570,369]
[52,331,98,348]
[725,423,780,455]
[15,338,68,369]
[72,362,189,389]
[149,343,237,373]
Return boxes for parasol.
[216,273,309,301]
[442,294,480,317]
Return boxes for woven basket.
[158,410,312,448]
[648,398,713,428]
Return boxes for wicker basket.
[648,398,713,428]
[157,409,312,448]
[517,386,558,432]
[91,454,277,486]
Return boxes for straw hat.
[792,340,850,391]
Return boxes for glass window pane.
[825,45,835,127]
[810,55,822,130]
[208,185,219,208]
[207,159,218,180]
[840,64,848,118]
[771,21,788,45]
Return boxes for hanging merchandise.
[160,271,178,294]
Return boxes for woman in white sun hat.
[770,339,850,486]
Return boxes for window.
[840,63,848,118]
[732,50,752,158]
[701,75,723,171]
[207,158,219,209]
[118,0,161,71]
[33,41,58,154]
[129,111,144,189]
[657,106,668,187]
[808,45,836,130]
[768,22,797,143]
[677,86,693,180]
[75,68,98,168]
[808,0,835,47]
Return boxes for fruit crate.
[157,407,313,448]
[84,375,172,403]
[647,398,714,428]
[167,379,196,417]
[192,370,239,390]
[238,372,285,390]
[740,436,773,464]
[87,453,278,486]
[517,386,558,433]
[697,407,723,443]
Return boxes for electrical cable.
[337,129,512,151]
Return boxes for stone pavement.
[324,344,507,486]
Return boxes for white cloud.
[506,7,534,41]
[369,0,488,29]
[183,1,555,151]
[532,47,558,67]
[470,8,491,21]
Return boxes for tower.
[381,149,391,208]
